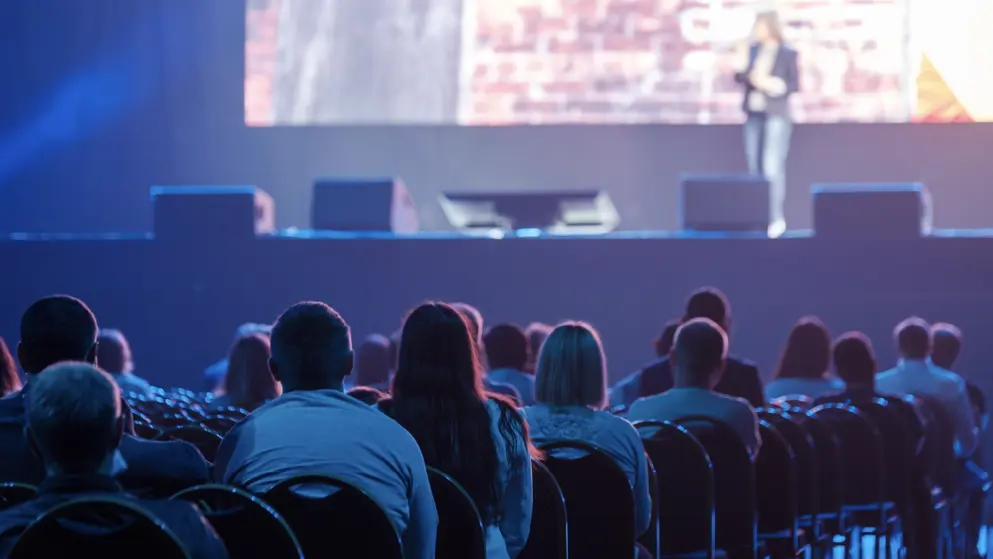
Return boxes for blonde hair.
[753,11,785,43]
[534,321,607,409]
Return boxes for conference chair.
[519,458,568,559]
[263,474,402,559]
[0,482,37,510]
[9,496,190,559]
[641,451,661,557]
[171,484,303,558]
[426,467,486,559]
[201,415,239,435]
[539,440,636,559]
[674,417,756,559]
[771,395,815,412]
[755,420,806,558]
[634,420,718,558]
[154,425,223,462]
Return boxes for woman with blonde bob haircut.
[524,322,652,551]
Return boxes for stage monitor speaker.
[680,174,770,232]
[812,183,932,239]
[151,186,274,242]
[439,190,620,235]
[311,177,419,233]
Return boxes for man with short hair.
[96,329,154,398]
[450,302,522,404]
[353,334,393,391]
[484,324,536,405]
[930,323,963,370]
[0,296,210,494]
[628,318,761,457]
[611,287,765,408]
[214,301,437,559]
[877,317,977,457]
[0,363,227,558]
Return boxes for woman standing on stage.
[735,11,799,238]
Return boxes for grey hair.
[534,321,607,409]
[27,362,121,473]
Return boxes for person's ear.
[343,351,354,378]
[268,357,281,383]
[85,342,98,365]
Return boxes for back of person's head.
[832,332,876,387]
[269,302,352,391]
[525,323,553,358]
[894,317,931,360]
[95,329,133,375]
[534,321,607,409]
[391,302,517,525]
[683,287,731,332]
[930,322,962,369]
[0,337,22,397]
[224,333,281,408]
[354,334,393,387]
[27,362,123,475]
[773,316,831,379]
[19,295,99,374]
[347,386,389,406]
[483,323,530,371]
[450,302,484,346]
[653,319,681,358]
[671,318,728,389]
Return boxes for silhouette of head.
[833,332,877,388]
[269,302,353,392]
[894,317,931,360]
[19,296,98,375]
[930,323,962,369]
[671,318,728,389]
[774,316,831,379]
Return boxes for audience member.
[210,333,280,412]
[877,317,978,457]
[523,322,553,373]
[353,334,393,390]
[383,302,533,559]
[96,329,153,398]
[347,385,389,406]
[214,301,437,559]
[484,324,536,405]
[765,317,842,400]
[0,296,210,492]
[628,318,762,457]
[523,321,652,547]
[652,320,680,359]
[0,363,227,558]
[451,302,523,405]
[0,337,22,397]
[930,322,962,370]
[203,322,271,392]
[612,287,765,409]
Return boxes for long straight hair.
[223,333,281,408]
[773,316,831,380]
[389,302,528,525]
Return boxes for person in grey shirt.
[214,302,437,559]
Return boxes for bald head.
[19,295,98,374]
[671,318,728,388]
[27,362,122,475]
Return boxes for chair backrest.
[171,484,303,559]
[639,451,660,557]
[9,496,190,559]
[807,404,884,506]
[133,421,161,440]
[426,467,486,559]
[263,474,402,559]
[538,440,635,559]
[0,482,37,511]
[755,421,798,538]
[758,409,819,518]
[202,415,238,435]
[799,410,844,516]
[771,395,815,411]
[845,398,913,505]
[518,458,568,559]
[911,393,958,495]
[674,416,756,556]
[634,420,715,556]
[154,425,223,462]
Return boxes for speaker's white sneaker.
[767,220,786,239]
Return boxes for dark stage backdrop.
[0,0,992,235]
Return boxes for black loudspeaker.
[151,186,275,241]
[311,177,419,233]
[680,174,770,232]
[439,190,619,235]
[812,183,932,239]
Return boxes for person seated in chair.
[352,334,393,391]
[0,362,227,558]
[628,317,762,458]
[214,301,437,559]
[484,324,536,406]
[96,329,154,398]
[0,296,210,494]
[451,303,522,405]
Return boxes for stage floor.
[2,233,992,393]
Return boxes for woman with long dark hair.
[211,333,282,411]
[385,302,534,559]
[766,316,841,399]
